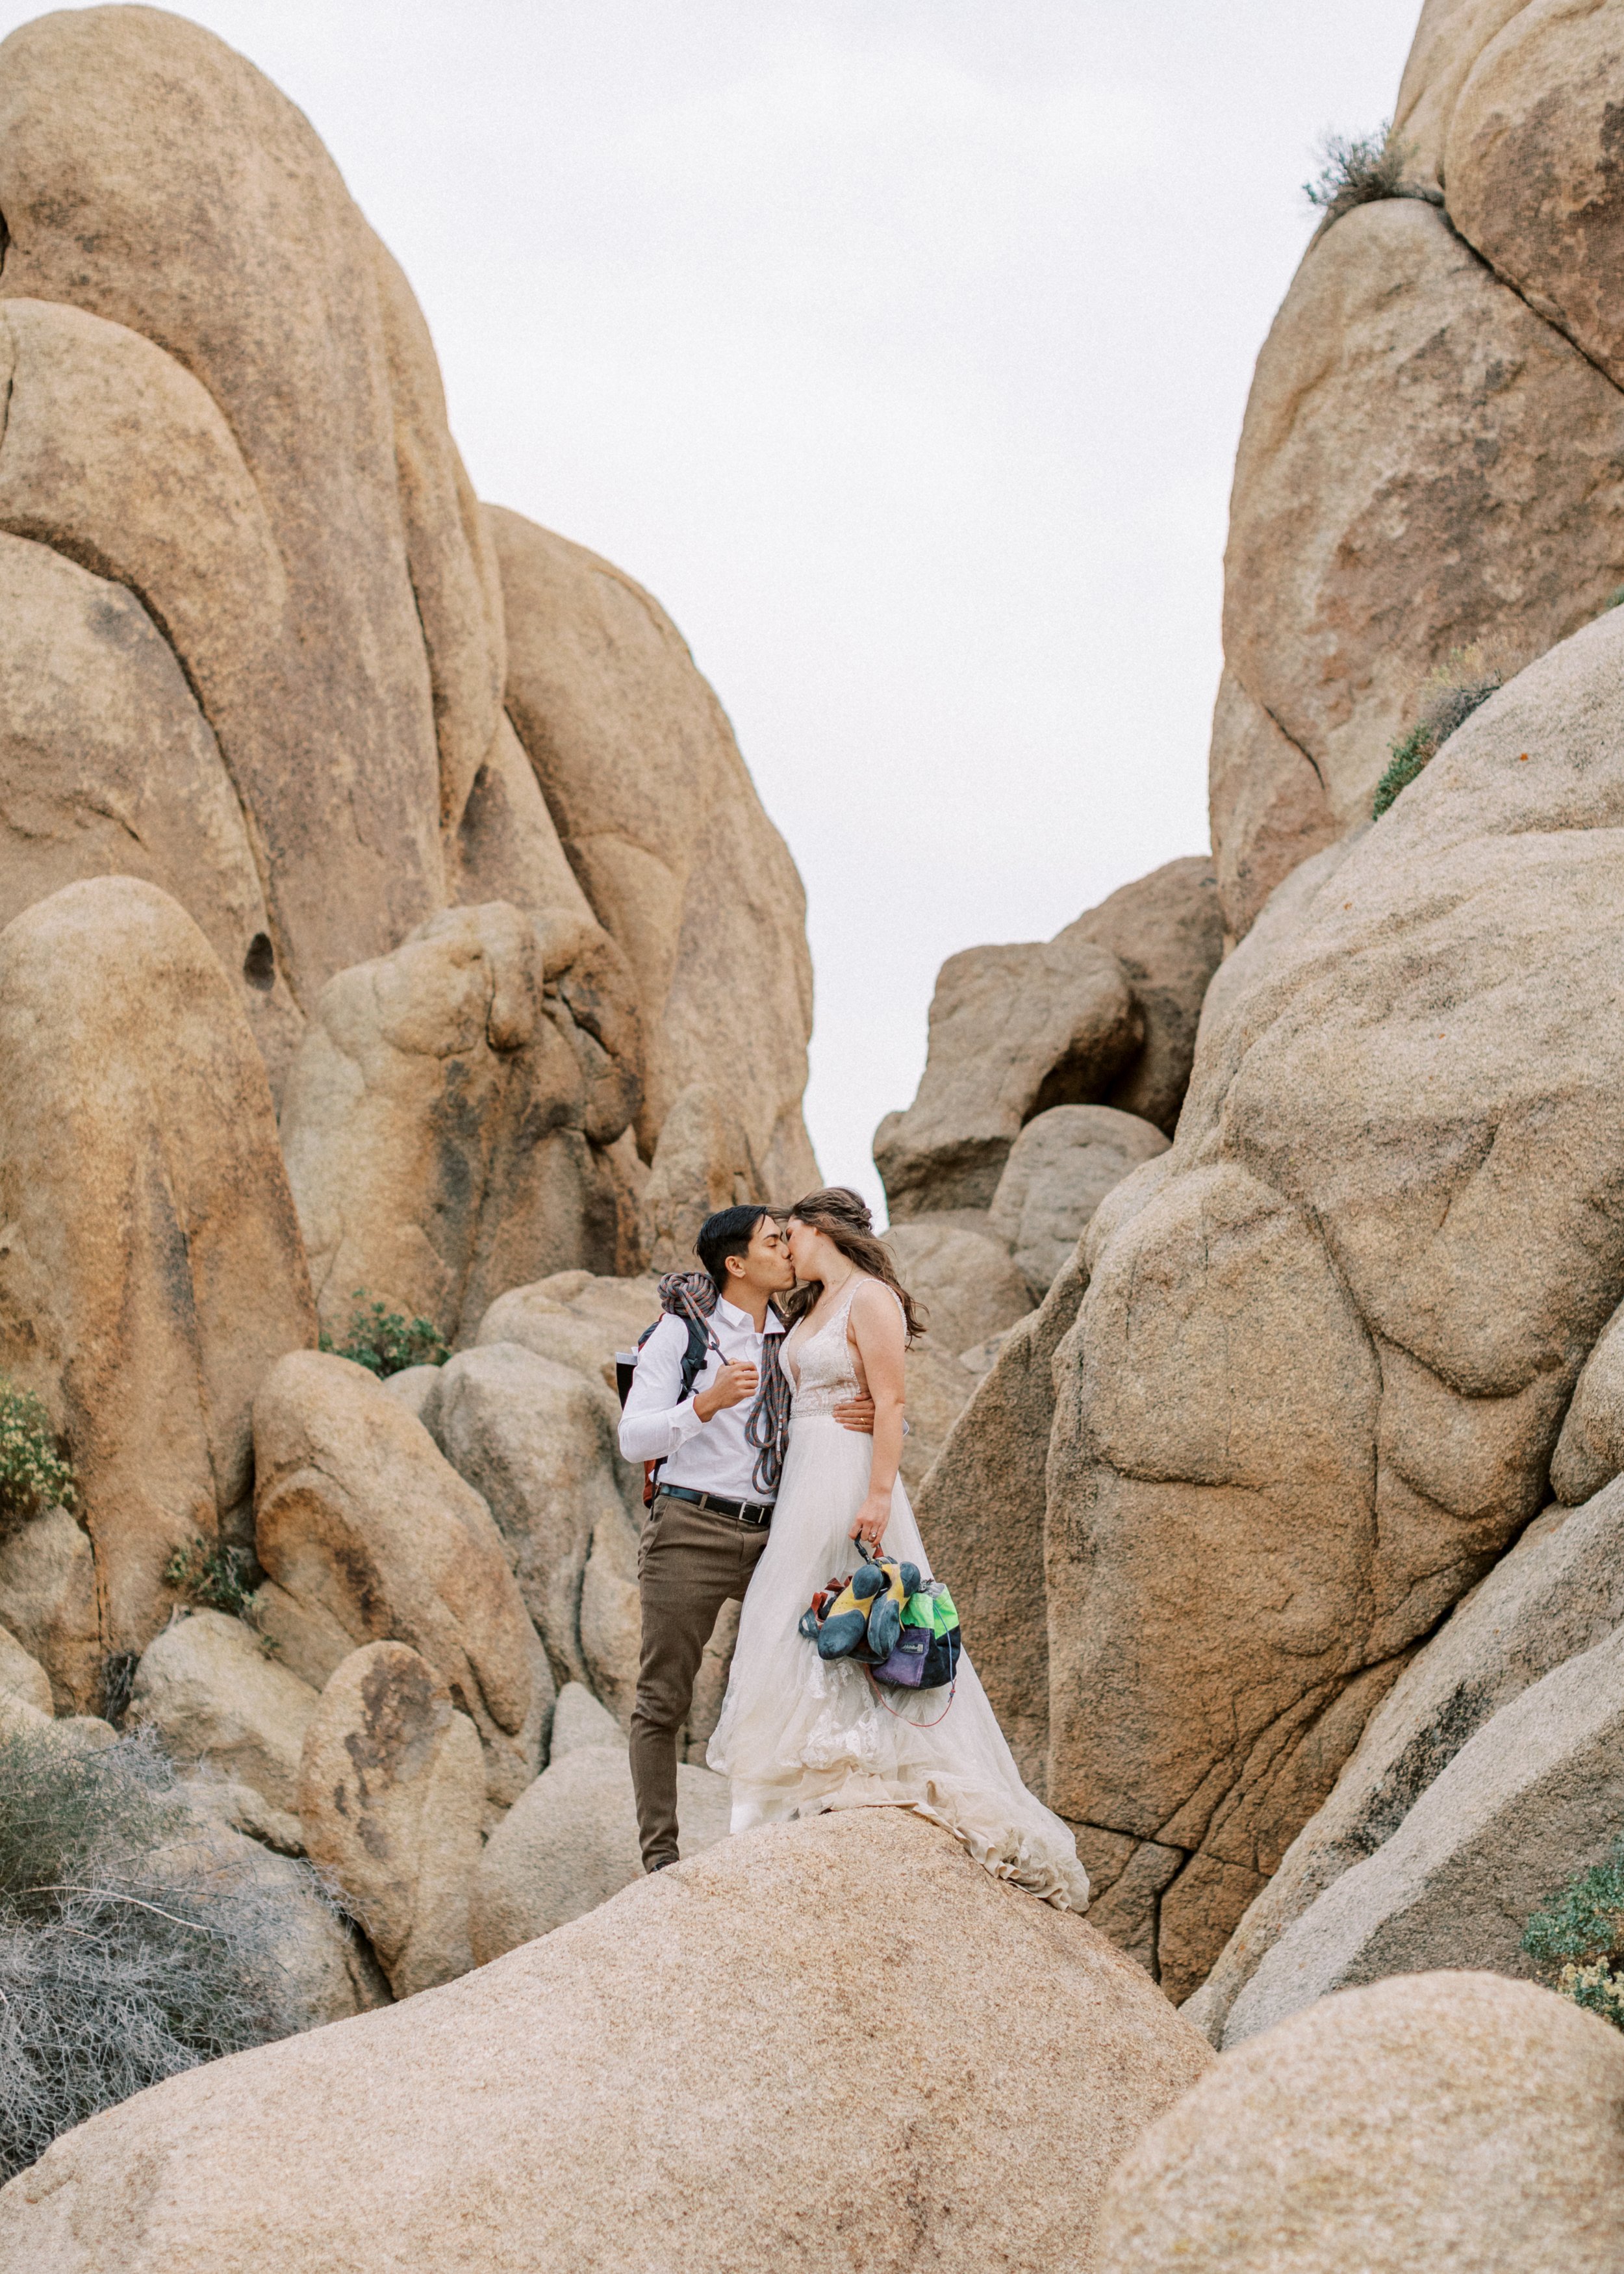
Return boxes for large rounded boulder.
[1095,1973,1624,2271]
[0,1808,1212,2272]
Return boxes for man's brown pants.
[631,1492,769,1871]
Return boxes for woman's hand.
[849,1489,891,1553]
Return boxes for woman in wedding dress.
[706,1187,1089,1909]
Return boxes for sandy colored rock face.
[298,1641,485,1999]
[989,1106,1169,1302]
[366,228,507,842]
[1050,607,1624,2000]
[252,1350,542,1803]
[1207,667,1341,941]
[549,1680,624,1757]
[0,1621,52,1734]
[1228,1622,1624,2042]
[577,1504,642,1726]
[876,938,1141,1220]
[1446,0,1624,392]
[0,7,451,1003]
[0,878,315,1655]
[0,1808,1212,2274]
[488,504,818,1192]
[281,902,642,1346]
[1553,1299,1624,1503]
[0,528,301,1077]
[1057,858,1224,1133]
[432,1341,631,1690]
[642,1080,770,1270]
[1392,0,1531,182]
[0,7,822,1264]
[1188,1487,1624,2045]
[0,1505,101,1715]
[470,1739,730,1960]
[913,1247,1091,1796]
[883,1218,1034,1359]
[1213,196,1624,934]
[125,1609,320,1815]
[1095,1973,1624,2273]
[899,1347,978,1496]
[476,1269,659,1429]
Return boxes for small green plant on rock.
[1373,646,1504,818]
[164,1538,259,1622]
[0,1377,75,1542]
[1304,122,1430,225]
[318,1289,450,1377]
[1522,1836,1624,2031]
[0,1723,327,2177]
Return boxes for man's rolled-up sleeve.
[617,1314,707,1464]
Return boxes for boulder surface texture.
[874,860,1217,1224]
[1095,1973,1624,2273]
[1227,1620,1624,2043]
[883,1218,1034,1357]
[490,505,820,1200]
[875,937,1141,1220]
[0,878,314,1658]
[1049,607,1624,2000]
[989,1105,1169,1301]
[1187,1482,1624,2045]
[0,5,457,1036]
[470,1722,730,1961]
[0,0,817,1267]
[1210,2,1624,936]
[432,1340,633,1689]
[253,1351,546,1802]
[126,1607,319,1815]
[0,1808,1213,2274]
[280,902,643,1342]
[298,1641,486,2000]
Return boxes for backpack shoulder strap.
[677,1312,711,1402]
[635,1311,715,1401]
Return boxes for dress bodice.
[783,1277,908,1418]
[782,1282,863,1418]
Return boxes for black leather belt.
[659,1484,774,1527]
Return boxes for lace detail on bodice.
[783,1278,904,1419]
[782,1283,861,1420]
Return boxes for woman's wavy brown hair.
[780,1186,928,1343]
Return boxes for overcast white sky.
[3,1,1424,1212]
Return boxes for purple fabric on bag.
[870,1626,930,1689]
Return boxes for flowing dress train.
[706,1278,1090,1909]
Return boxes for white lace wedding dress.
[706,1277,1090,1909]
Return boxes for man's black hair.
[696,1204,773,1292]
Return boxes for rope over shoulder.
[657,1271,791,1497]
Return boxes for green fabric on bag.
[931,1588,958,1637]
[902,1592,935,1629]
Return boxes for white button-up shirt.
[618,1296,785,1502]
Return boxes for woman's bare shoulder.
[848,1275,906,1331]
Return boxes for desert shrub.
[0,1724,325,2177]
[97,1651,139,1728]
[1304,123,1434,226]
[163,1537,259,1620]
[1372,647,1504,818]
[1523,1836,1624,2032]
[319,1290,449,1377]
[0,1377,75,1540]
